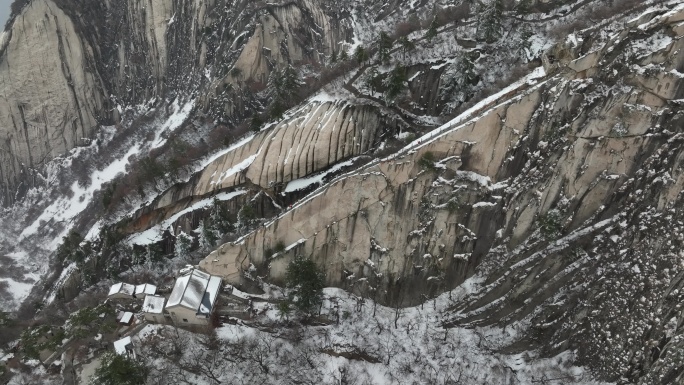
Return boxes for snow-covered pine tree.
[398,36,415,61]
[425,19,438,42]
[354,46,369,65]
[458,53,477,86]
[378,32,393,64]
[518,24,533,62]
[384,65,408,101]
[174,232,193,260]
[267,65,303,119]
[478,0,504,43]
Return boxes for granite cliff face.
[0,0,106,201]
[193,5,684,304]
[3,0,684,383]
[0,0,351,205]
[174,4,684,381]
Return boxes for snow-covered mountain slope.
[0,0,352,205]
[129,287,609,385]
[2,0,684,384]
[195,3,684,382]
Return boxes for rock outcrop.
[0,0,106,203]
[124,99,398,235]
[195,6,684,381]
[0,0,352,205]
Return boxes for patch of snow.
[212,155,258,185]
[395,67,547,157]
[284,157,360,193]
[408,71,422,82]
[129,189,247,246]
[200,134,256,169]
[285,239,307,252]
[472,202,496,208]
[151,99,195,149]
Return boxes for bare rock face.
[230,0,347,83]
[127,99,396,234]
[198,100,392,193]
[200,83,548,301]
[0,0,106,203]
[196,10,684,380]
[0,0,352,205]
[199,7,684,381]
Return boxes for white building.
[165,268,222,326]
[142,295,166,323]
[107,283,135,300]
[113,336,135,359]
[118,311,134,326]
[134,284,157,298]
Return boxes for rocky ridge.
[0,0,683,383]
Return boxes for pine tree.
[67,305,116,340]
[425,19,438,42]
[458,53,477,86]
[518,24,533,61]
[398,36,416,61]
[174,232,193,260]
[145,243,164,263]
[516,0,532,14]
[330,49,337,64]
[57,230,85,265]
[354,46,369,65]
[286,256,325,316]
[200,219,219,249]
[385,65,408,100]
[378,32,393,64]
[93,352,149,385]
[479,0,504,44]
[210,197,232,233]
[339,49,348,61]
[267,65,303,120]
[365,67,382,95]
[269,99,286,120]
[280,65,302,97]
[250,114,263,132]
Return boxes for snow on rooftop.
[166,268,214,312]
[108,283,135,297]
[167,274,192,308]
[199,276,222,315]
[135,284,157,297]
[142,295,166,314]
[120,312,134,324]
[108,283,123,296]
[181,273,210,311]
[113,336,132,355]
